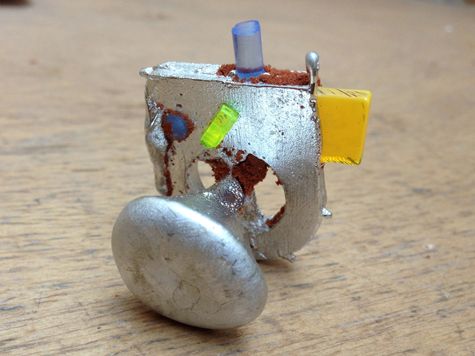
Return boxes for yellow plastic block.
[316,88,372,165]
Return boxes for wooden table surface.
[1,0,474,355]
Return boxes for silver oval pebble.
[112,182,267,329]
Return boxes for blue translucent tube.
[232,20,265,80]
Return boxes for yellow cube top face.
[316,88,372,165]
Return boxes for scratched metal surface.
[143,62,323,260]
[112,178,268,329]
[1,0,474,355]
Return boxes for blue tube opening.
[232,20,261,37]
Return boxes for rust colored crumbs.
[231,154,268,196]
[203,152,286,226]
[205,154,268,197]
[266,205,286,227]
[216,64,320,86]
[205,159,230,182]
[216,64,236,77]
[235,150,245,162]
[222,147,233,157]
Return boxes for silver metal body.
[141,62,325,259]
[112,59,327,329]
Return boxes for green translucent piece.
[200,103,239,148]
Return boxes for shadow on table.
[115,293,244,337]
[110,259,294,349]
[0,0,30,6]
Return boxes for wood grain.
[1,0,474,354]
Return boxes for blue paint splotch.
[161,108,194,143]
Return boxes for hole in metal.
[197,160,216,189]
[254,169,285,223]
